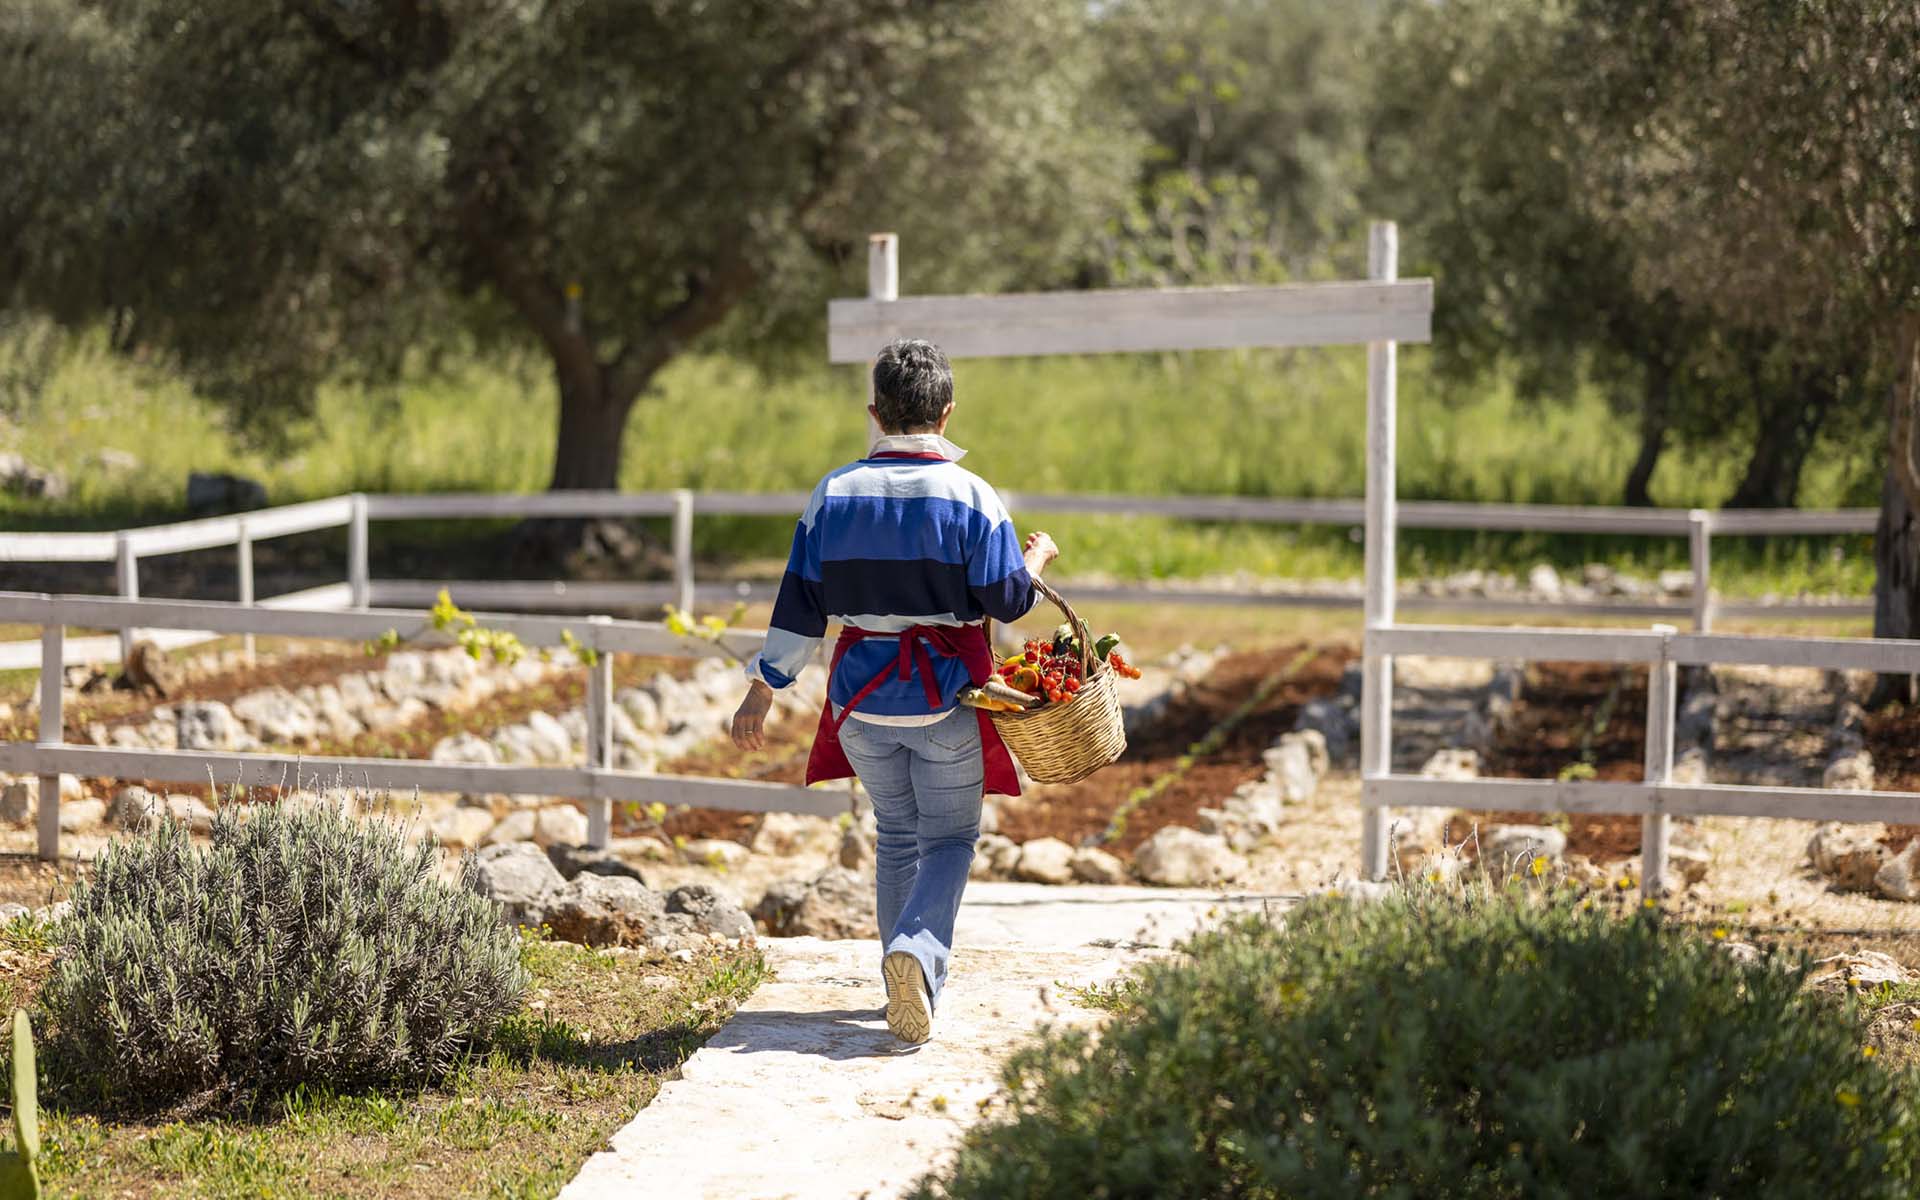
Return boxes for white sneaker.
[882,950,933,1044]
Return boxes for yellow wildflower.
[1711,927,1728,940]
[1863,1046,1878,1059]
[1530,856,1548,878]
[1837,1088,1862,1108]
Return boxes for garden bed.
[993,643,1352,856]
[1470,660,1651,863]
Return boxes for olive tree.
[0,0,1133,532]
[1568,0,1918,684]
[1368,0,1884,509]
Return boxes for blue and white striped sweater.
[745,435,1036,722]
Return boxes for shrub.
[920,891,1920,1199]
[39,801,525,1107]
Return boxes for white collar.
[869,433,967,462]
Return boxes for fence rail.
[0,590,829,861]
[0,486,1879,671]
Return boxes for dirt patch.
[1472,661,1650,863]
[994,643,1352,856]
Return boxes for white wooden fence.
[0,489,1874,671]
[0,591,839,861]
[1345,221,1912,896]
[0,225,1899,884]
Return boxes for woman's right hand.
[1023,530,1059,576]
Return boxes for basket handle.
[981,578,1096,678]
[1031,576,1094,679]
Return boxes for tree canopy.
[0,0,1135,498]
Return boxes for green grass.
[0,917,772,1199]
[0,333,1883,598]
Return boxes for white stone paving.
[560,881,1290,1200]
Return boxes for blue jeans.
[837,708,983,1009]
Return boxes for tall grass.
[0,334,1881,596]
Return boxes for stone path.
[560,882,1290,1200]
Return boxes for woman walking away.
[729,338,1056,1045]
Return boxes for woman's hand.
[1023,530,1059,578]
[731,680,775,751]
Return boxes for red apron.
[804,623,1023,797]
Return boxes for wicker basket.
[985,578,1127,785]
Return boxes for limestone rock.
[972,833,1020,880]
[1263,732,1325,802]
[1069,846,1128,885]
[431,732,499,766]
[526,711,576,761]
[1875,839,1920,902]
[616,687,665,734]
[123,640,183,698]
[1809,951,1911,992]
[753,877,812,930]
[109,785,161,830]
[483,810,539,846]
[1527,563,1563,597]
[1479,824,1568,868]
[177,701,250,751]
[839,821,875,871]
[1419,748,1481,781]
[231,688,319,745]
[0,454,67,500]
[472,842,567,926]
[1807,821,1889,893]
[1294,697,1358,762]
[57,798,106,831]
[754,866,875,940]
[667,883,754,940]
[431,807,497,850]
[1013,837,1075,885]
[685,838,751,870]
[750,812,838,857]
[1132,826,1247,887]
[1331,878,1395,903]
[534,805,590,847]
[544,874,666,947]
[160,793,216,834]
[1824,751,1876,791]
[1667,845,1710,887]
[0,780,34,826]
[548,843,651,885]
[1671,746,1710,784]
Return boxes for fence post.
[236,515,256,667]
[1688,509,1713,632]
[348,493,370,610]
[37,625,63,862]
[863,233,898,447]
[1641,624,1677,900]
[114,532,139,663]
[671,489,696,616]
[585,615,615,850]
[1359,220,1399,880]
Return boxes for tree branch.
[457,199,599,395]
[608,253,759,400]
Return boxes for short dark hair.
[871,339,953,432]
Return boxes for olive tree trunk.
[1870,314,1920,707]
